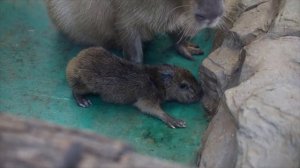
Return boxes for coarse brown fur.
[66,47,203,128]
[46,0,224,62]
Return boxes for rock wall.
[198,0,300,167]
[0,114,187,168]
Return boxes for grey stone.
[240,0,270,10]
[199,46,243,114]
[227,36,300,116]
[213,0,243,49]
[225,36,300,168]
[198,101,237,168]
[224,0,241,13]
[199,1,300,167]
[230,0,277,45]
[235,84,300,168]
[269,0,300,37]
[0,114,188,168]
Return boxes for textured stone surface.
[199,46,243,114]
[227,36,300,115]
[200,1,300,167]
[231,0,277,45]
[270,0,300,37]
[198,101,237,168]
[0,114,187,168]
[213,0,242,49]
[240,0,269,10]
[225,36,300,168]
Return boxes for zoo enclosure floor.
[0,0,213,165]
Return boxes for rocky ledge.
[0,114,187,168]
[198,0,300,167]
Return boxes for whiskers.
[167,5,193,16]
[216,17,229,32]
[176,15,197,44]
[88,0,93,11]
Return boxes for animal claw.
[73,92,92,108]
[175,41,204,60]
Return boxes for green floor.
[0,0,213,165]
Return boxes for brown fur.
[66,47,203,128]
[46,0,224,62]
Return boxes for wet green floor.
[0,0,212,165]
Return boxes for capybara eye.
[179,83,189,90]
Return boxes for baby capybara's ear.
[158,65,175,87]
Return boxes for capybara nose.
[195,8,223,23]
[195,0,224,23]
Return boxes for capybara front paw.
[175,41,204,60]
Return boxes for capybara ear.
[159,68,174,87]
